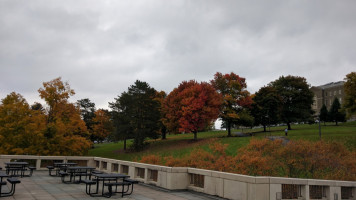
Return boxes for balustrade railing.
[0,155,355,200]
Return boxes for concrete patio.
[0,171,225,200]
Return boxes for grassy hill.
[88,121,356,161]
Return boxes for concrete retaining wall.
[1,155,355,200]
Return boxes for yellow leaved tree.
[0,92,46,155]
[38,77,91,155]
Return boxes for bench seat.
[104,182,132,198]
[46,166,56,176]
[58,172,71,184]
[124,179,139,184]
[0,178,21,197]
[7,178,21,184]
[82,179,96,195]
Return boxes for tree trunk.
[193,131,197,140]
[263,124,266,132]
[161,127,167,140]
[227,121,231,137]
[336,121,338,126]
[123,138,127,150]
[287,122,291,130]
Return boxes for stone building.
[310,81,345,115]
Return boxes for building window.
[334,91,336,95]
[339,90,341,94]
[325,92,327,96]
[340,98,342,104]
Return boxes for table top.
[5,162,29,165]
[54,162,77,166]
[93,173,129,179]
[67,166,95,170]
[0,172,9,178]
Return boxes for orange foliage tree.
[155,91,168,139]
[0,92,46,155]
[344,72,356,117]
[211,72,252,136]
[163,81,196,134]
[164,80,222,140]
[92,109,113,143]
[38,77,91,155]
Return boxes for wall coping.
[1,155,355,187]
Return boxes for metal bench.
[0,178,21,197]
[58,171,71,184]
[82,179,96,195]
[46,166,56,176]
[123,179,139,195]
[104,182,132,198]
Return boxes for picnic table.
[89,173,130,197]
[4,162,35,177]
[51,162,77,176]
[65,166,96,184]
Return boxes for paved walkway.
[1,171,225,200]
[268,136,290,145]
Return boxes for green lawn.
[88,121,356,161]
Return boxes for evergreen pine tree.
[319,104,328,125]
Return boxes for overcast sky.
[1,0,355,109]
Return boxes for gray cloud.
[1,0,355,109]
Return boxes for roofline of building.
[315,81,344,89]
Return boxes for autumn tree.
[165,80,221,140]
[110,80,161,151]
[211,72,252,137]
[163,81,197,134]
[38,77,91,155]
[0,92,46,155]
[155,91,168,140]
[91,109,113,143]
[344,72,356,117]
[38,77,75,123]
[251,86,281,132]
[269,75,314,130]
[319,104,328,125]
[328,98,346,126]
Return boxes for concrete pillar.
[144,168,148,183]
[328,186,341,200]
[36,159,41,169]
[304,185,310,200]
[270,184,282,200]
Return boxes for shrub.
[140,138,356,181]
